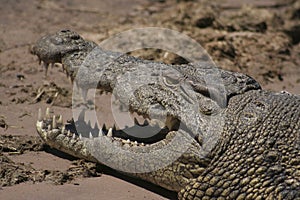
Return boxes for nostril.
[61,29,70,33]
[71,35,80,40]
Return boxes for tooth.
[43,62,49,76]
[79,133,82,139]
[134,117,139,125]
[61,126,65,134]
[107,128,113,137]
[89,132,93,139]
[52,115,57,129]
[58,115,63,124]
[98,129,104,137]
[72,133,76,139]
[45,107,50,119]
[143,119,149,126]
[68,130,73,137]
[134,141,138,145]
[48,124,51,131]
[78,109,85,122]
[38,108,42,121]
[141,142,145,146]
[94,122,99,130]
[39,120,44,128]
[122,139,130,144]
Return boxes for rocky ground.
[0,0,299,199]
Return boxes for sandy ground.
[0,0,299,199]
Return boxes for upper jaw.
[31,30,220,147]
[32,30,193,146]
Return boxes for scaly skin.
[33,30,300,199]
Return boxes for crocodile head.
[33,30,261,191]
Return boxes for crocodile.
[32,30,300,199]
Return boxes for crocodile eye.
[162,76,180,87]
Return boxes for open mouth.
[37,105,184,148]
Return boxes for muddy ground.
[0,0,299,199]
